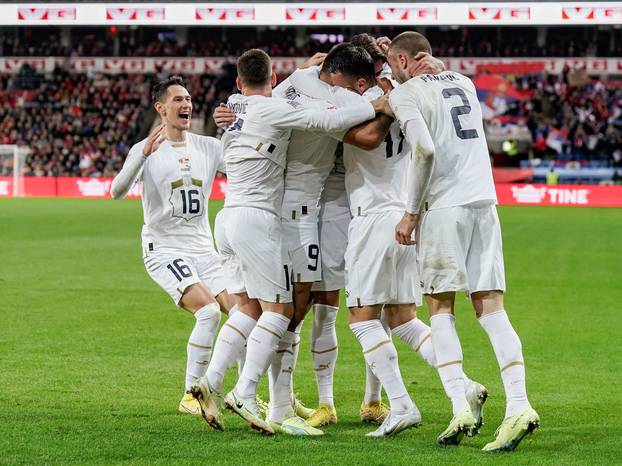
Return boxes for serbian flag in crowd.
[545,127,568,154]
[474,74,531,120]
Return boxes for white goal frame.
[0,145,30,197]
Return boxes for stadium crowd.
[499,71,622,163]
[0,69,233,176]
[1,34,620,177]
[2,26,621,58]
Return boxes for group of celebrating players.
[111,31,540,451]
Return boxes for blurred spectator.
[486,72,622,163]
[0,67,233,177]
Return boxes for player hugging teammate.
[113,31,539,451]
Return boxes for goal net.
[0,145,30,197]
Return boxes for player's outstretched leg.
[267,326,323,436]
[429,304,477,446]
[474,294,539,452]
[359,364,389,425]
[388,305,488,436]
[225,310,291,435]
[350,315,421,438]
[176,280,228,419]
[190,304,258,430]
[307,303,339,427]
[359,310,390,425]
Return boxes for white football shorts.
[418,202,506,295]
[312,213,350,292]
[215,207,293,303]
[282,216,322,283]
[144,248,227,306]
[345,210,422,308]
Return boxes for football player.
[389,32,539,450]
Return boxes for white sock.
[350,320,414,415]
[236,344,247,377]
[392,318,437,367]
[234,311,290,399]
[290,320,303,396]
[393,317,476,393]
[363,363,382,404]
[360,309,391,404]
[479,310,530,418]
[185,303,221,391]
[312,304,338,407]
[430,314,468,415]
[205,306,256,392]
[268,330,297,421]
[227,307,248,376]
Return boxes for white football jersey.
[274,66,370,220]
[319,146,350,221]
[389,71,497,210]
[344,85,410,216]
[125,133,224,255]
[221,92,375,216]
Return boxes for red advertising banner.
[495,183,622,207]
[0,176,226,200]
[2,178,621,207]
[1,57,622,76]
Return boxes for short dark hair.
[390,31,432,57]
[237,49,272,87]
[151,75,185,104]
[321,43,375,84]
[350,33,386,63]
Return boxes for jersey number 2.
[442,88,479,140]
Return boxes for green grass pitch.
[1,198,621,465]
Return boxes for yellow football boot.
[307,403,338,427]
[294,397,314,420]
[178,392,202,418]
[189,377,225,431]
[437,405,476,446]
[269,415,324,436]
[360,400,390,425]
[482,407,540,452]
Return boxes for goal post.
[0,145,30,197]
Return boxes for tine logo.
[285,7,345,21]
[562,7,622,21]
[195,7,255,21]
[18,7,76,20]
[376,7,437,21]
[106,7,165,21]
[468,7,530,21]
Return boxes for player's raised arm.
[111,124,165,200]
[264,96,380,133]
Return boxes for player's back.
[391,71,496,209]
[344,85,409,216]
[221,93,292,215]
[275,67,359,220]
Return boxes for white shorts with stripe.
[418,202,506,295]
[282,213,322,284]
[345,210,422,308]
[143,248,227,306]
[216,206,293,303]
[312,213,350,292]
